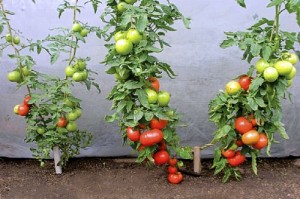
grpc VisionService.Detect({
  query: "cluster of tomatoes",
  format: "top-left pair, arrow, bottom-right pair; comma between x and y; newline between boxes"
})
65,59 -> 88,82
256,52 -> 297,85
56,100 -> 82,133
13,95 -> 31,116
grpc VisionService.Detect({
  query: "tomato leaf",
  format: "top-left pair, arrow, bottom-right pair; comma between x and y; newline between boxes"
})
137,14 -> 148,32
236,0 -> 246,8
267,0 -> 284,7
123,80 -> 144,90
136,89 -> 150,109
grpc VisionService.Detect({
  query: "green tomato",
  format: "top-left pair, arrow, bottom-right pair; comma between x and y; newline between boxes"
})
286,66 -> 296,80
255,58 -> 270,73
81,71 -> 88,81
225,80 -> 241,95
117,2 -> 127,12
125,0 -> 137,4
287,79 -> 293,87
13,37 -> 20,45
75,60 -> 87,71
263,67 -> 279,82
157,91 -> 170,107
114,68 -> 130,80
65,98 -> 75,107
115,39 -> 133,55
7,70 -> 21,82
114,31 -> 126,41
65,66 -> 77,77
22,67 -> 32,76
37,127 -> 45,134
283,52 -> 298,65
75,108 -> 82,118
72,23 -> 82,32
57,127 -> 67,134
66,121 -> 78,132
126,29 -> 142,44
229,143 -> 238,150
145,88 -> 158,104
72,72 -> 83,82
274,60 -> 293,76
80,29 -> 89,37
5,33 -> 12,42
67,111 -> 78,121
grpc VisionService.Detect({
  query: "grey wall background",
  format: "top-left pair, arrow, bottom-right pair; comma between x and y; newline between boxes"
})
1,0 -> 299,158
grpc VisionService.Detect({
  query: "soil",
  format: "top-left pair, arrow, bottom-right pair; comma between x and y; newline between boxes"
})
0,157 -> 299,199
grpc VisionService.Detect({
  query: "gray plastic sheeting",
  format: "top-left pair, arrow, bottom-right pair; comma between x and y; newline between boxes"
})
0,0 -> 299,158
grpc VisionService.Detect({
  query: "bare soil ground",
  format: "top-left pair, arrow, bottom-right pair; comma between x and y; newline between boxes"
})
0,157 -> 299,199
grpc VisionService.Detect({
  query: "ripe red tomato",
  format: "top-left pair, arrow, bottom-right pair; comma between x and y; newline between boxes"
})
154,150 -> 170,165
139,129 -> 163,146
168,172 -> 183,184
23,95 -> 31,107
252,133 -> 268,150
150,118 -> 168,129
158,140 -> 167,151
168,158 -> 177,166
221,148 -> 235,158
227,151 -> 246,167
168,166 -> 177,174
147,77 -> 160,92
242,130 -> 259,145
18,104 -> 29,116
235,117 -> 253,134
236,139 -> 243,147
126,127 -> 140,142
57,117 -> 67,127
238,75 -> 252,91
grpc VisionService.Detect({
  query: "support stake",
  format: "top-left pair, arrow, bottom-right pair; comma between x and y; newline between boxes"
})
53,146 -> 62,174
193,146 -> 201,174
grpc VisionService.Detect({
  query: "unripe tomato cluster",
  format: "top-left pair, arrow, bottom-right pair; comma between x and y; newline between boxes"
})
14,95 -> 31,117
5,33 -> 20,45
72,23 -> 89,37
65,59 -> 88,82
256,52 -> 298,85
7,66 -> 33,83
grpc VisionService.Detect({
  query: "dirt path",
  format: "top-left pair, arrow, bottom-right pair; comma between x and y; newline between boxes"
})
0,158 -> 299,199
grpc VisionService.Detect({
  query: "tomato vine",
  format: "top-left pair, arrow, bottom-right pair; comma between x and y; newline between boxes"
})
209,0 -> 299,182
101,0 -> 192,178
0,0 -> 101,167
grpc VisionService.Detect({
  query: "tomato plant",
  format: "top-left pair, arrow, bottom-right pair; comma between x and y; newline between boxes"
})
0,0 -> 101,166
209,0 -> 299,182
101,0 -> 192,183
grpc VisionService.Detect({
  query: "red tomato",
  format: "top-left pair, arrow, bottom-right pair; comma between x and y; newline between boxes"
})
18,104 -> 29,116
168,172 -> 183,184
168,166 -> 177,174
227,151 -> 246,167
238,75 -> 252,91
126,127 -> 140,142
150,118 -> 168,129
158,140 -> 167,150
168,158 -> 177,166
221,148 -> 235,158
236,139 -> 243,147
235,117 -> 253,134
147,77 -> 160,92
23,95 -> 31,107
252,133 -> 268,150
57,117 -> 67,127
242,130 -> 259,145
154,150 -> 170,165
139,129 -> 163,146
